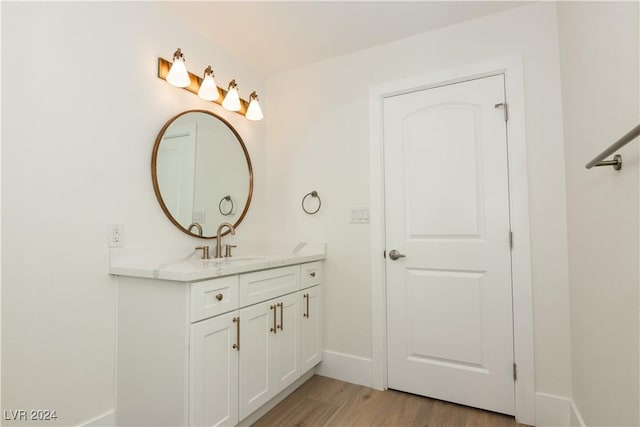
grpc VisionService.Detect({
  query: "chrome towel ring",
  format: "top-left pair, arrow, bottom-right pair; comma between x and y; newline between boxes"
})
302,191 -> 321,215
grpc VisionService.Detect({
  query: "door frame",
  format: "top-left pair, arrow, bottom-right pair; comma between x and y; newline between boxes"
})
368,56 -> 535,425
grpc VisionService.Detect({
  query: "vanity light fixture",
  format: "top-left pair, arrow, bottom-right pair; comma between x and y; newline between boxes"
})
197,66 -> 220,101
245,91 -> 264,121
158,49 -> 263,120
166,48 -> 191,88
222,80 -> 242,112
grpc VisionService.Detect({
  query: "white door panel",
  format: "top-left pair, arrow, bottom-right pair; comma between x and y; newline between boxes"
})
300,285 -> 322,372
189,311 -> 238,427
385,75 -> 514,415
238,301 -> 272,420
405,269 -> 485,366
157,124 -> 197,226
403,104 -> 483,238
271,293 -> 300,392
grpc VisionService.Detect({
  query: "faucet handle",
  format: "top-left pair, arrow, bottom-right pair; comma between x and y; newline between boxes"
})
224,244 -> 237,258
195,246 -> 210,260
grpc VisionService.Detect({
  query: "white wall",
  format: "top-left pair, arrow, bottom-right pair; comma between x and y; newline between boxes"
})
8,2 -> 636,425
1,3 -> 266,425
265,1 -> 573,400
0,1 -> 4,419
557,2 -> 640,426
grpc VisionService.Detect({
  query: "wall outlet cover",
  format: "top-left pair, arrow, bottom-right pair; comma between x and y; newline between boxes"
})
108,224 -> 124,247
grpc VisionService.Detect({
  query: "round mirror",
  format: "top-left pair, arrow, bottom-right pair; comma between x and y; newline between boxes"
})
152,110 -> 253,239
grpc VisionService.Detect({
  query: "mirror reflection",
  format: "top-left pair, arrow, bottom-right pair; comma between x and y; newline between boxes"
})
152,110 -> 253,238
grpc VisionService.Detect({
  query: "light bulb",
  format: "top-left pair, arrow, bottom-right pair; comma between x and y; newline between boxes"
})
197,66 -> 220,101
222,79 -> 241,111
245,91 -> 264,121
166,48 -> 191,88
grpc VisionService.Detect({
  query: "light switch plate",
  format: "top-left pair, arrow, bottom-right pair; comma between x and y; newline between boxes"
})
193,211 -> 206,223
349,208 -> 370,224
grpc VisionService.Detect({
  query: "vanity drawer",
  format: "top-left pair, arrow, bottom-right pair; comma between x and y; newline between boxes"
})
300,261 -> 322,289
190,276 -> 239,323
239,266 -> 300,306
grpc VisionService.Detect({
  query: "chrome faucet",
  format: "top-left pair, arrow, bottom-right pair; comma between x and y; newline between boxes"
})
188,222 -> 203,236
215,222 -> 235,258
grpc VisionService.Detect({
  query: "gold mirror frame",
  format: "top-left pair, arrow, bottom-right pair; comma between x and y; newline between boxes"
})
151,109 -> 254,239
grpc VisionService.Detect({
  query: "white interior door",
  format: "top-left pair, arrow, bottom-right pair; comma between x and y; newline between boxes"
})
157,124 -> 197,226
384,75 -> 515,415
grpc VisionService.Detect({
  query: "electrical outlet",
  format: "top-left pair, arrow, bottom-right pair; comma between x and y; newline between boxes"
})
108,224 -> 124,247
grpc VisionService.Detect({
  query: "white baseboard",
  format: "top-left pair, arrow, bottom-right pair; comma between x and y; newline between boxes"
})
569,400 -> 586,427
79,410 -> 115,427
77,378 -> 585,427
315,350 -> 373,388
535,393 -> 572,427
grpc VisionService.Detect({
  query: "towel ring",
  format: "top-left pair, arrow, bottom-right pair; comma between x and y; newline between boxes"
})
218,195 -> 234,216
302,191 -> 321,215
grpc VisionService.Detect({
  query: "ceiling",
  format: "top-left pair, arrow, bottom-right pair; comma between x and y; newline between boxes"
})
160,1 -> 529,75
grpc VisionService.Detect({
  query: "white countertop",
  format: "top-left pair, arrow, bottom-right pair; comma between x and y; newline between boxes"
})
109,243 -> 326,282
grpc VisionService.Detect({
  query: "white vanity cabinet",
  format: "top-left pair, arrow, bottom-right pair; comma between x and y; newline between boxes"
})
300,285 -> 322,372
189,277 -> 241,426
115,260 -> 322,427
238,292 -> 300,419
300,261 -> 322,373
237,266 -> 302,419
190,310 -> 239,427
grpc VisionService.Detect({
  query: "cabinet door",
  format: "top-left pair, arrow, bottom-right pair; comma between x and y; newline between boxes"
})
239,300 -> 274,420
190,311 -> 239,427
300,285 -> 322,372
272,292 -> 301,393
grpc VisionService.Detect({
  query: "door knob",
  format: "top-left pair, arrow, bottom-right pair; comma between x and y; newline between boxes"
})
388,249 -> 406,260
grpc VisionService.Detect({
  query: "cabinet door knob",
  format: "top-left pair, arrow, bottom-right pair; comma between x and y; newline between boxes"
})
216,293 -> 224,301
310,272 -> 316,277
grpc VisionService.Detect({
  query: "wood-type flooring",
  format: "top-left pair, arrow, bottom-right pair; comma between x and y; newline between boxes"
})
253,375 -> 525,427
252,375 -> 529,427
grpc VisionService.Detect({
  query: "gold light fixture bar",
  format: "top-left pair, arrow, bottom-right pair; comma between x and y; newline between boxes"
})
157,57 -> 249,116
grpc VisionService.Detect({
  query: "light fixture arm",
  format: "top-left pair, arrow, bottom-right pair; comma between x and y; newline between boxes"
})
157,57 -> 250,116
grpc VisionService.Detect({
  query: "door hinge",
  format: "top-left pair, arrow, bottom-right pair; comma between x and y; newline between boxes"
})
509,231 -> 513,249
495,102 -> 509,121
513,363 -> 517,381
